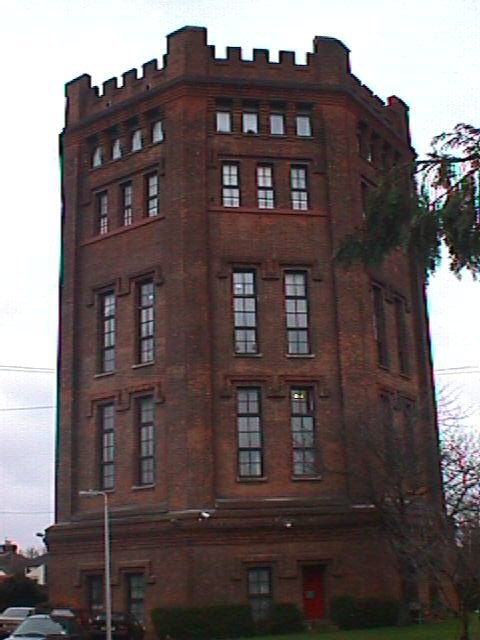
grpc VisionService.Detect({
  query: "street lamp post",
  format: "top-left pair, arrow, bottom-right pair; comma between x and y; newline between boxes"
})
79,490 -> 112,640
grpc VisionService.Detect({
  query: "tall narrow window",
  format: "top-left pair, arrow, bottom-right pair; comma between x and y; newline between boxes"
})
126,574 -> 145,623
111,138 -> 122,160
372,284 -> 388,368
152,120 -> 164,144
216,110 -> 232,133
138,396 -> 155,486
248,568 -> 272,621
269,113 -> 285,135
290,388 -> 316,476
256,165 -> 274,209
401,397 -> 417,475
295,114 -> 312,137
131,129 -> 143,152
236,388 -> 263,478
380,392 -> 394,467
96,192 -> 108,235
146,173 -> 159,216
100,291 -> 115,373
394,296 -> 409,375
284,271 -> 309,354
92,146 -> 103,168
138,280 -> 155,363
121,182 -> 133,226
87,575 -> 103,612
232,270 -> 257,354
99,403 -> 115,490
222,163 -> 240,207
242,111 -> 258,134
290,166 -> 309,210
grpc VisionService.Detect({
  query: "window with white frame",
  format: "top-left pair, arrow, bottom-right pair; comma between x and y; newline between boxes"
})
284,271 -> 310,355
126,574 -> 145,623
146,173 -> 159,216
137,280 -> 155,363
290,388 -> 316,476
96,191 -> 108,235
236,388 -> 263,478
290,165 -> 309,210
232,270 -> 258,354
99,291 -> 115,373
248,568 -> 272,621
99,402 -> 115,490
242,111 -> 258,134
295,114 -> 312,137
256,165 -> 274,209
216,110 -> 232,133
92,146 -> 103,168
138,396 -> 155,486
269,113 -> 285,136
121,182 -> 133,226
222,163 -> 240,207
131,129 -> 143,152
152,120 -> 164,144
111,138 -> 122,160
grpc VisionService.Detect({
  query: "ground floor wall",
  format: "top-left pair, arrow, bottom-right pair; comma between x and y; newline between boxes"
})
47,510 -> 401,637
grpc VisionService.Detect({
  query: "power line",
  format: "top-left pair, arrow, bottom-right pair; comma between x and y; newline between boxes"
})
0,405 -> 55,412
0,365 -> 55,373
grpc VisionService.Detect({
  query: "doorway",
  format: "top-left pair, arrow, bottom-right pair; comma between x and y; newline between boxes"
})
302,565 -> 325,619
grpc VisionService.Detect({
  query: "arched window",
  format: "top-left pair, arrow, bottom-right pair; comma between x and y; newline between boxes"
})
152,121 -> 164,144
112,138 -> 122,160
131,129 -> 143,152
92,146 -> 103,168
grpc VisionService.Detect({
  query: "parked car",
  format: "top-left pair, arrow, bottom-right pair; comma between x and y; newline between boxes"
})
89,613 -> 144,640
5,614 -> 88,640
0,607 -> 35,639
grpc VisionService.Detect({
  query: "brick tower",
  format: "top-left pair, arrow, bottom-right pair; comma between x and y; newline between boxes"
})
48,26 -> 441,630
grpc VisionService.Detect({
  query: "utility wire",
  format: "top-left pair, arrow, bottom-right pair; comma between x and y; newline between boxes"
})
0,365 -> 55,373
0,405 -> 55,412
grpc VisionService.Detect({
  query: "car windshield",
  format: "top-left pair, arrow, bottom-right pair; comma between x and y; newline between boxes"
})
1,609 -> 31,618
13,618 -> 66,637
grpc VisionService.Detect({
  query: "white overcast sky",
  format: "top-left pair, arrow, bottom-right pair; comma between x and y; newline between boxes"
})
0,0 -> 479,551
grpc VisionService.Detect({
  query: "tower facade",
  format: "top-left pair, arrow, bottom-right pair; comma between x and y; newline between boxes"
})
49,27 -> 441,629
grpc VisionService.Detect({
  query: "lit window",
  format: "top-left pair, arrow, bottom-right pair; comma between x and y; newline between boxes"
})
232,270 -> 257,354
372,284 -> 388,368
290,166 -> 309,210
222,163 -> 240,207
126,574 -> 145,623
137,280 -> 155,363
100,291 -> 115,373
248,568 -> 272,621
146,173 -> 159,216
111,139 -> 122,160
138,397 -> 154,486
131,129 -> 143,152
152,121 -> 164,144
284,271 -> 310,355
269,113 -> 285,136
121,182 -> 133,226
92,146 -> 103,168
99,403 -> 115,490
96,192 -> 108,235
216,111 -> 232,133
237,388 -> 263,478
256,165 -> 274,209
242,112 -> 258,134
290,388 -> 316,476
295,114 -> 312,137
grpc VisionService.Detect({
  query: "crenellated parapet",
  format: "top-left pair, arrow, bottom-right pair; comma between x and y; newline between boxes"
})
65,26 -> 409,140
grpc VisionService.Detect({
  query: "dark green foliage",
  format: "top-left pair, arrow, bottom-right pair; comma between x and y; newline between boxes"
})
0,575 -> 47,610
335,123 -> 480,278
330,595 -> 400,630
151,605 -> 254,640
151,603 -> 304,639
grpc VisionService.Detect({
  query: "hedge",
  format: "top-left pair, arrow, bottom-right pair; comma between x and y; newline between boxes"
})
330,595 -> 400,629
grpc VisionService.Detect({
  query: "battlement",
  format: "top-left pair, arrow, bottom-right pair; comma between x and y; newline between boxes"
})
65,26 -> 409,137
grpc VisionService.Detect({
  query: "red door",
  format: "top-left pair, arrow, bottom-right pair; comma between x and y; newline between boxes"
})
302,565 -> 325,619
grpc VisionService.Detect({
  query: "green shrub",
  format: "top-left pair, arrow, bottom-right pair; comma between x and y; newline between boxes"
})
269,603 -> 304,635
151,604 -> 254,640
330,594 -> 400,629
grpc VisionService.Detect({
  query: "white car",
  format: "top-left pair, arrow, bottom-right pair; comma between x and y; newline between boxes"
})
0,608 -> 35,639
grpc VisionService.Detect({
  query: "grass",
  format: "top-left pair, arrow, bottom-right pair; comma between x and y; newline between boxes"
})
249,617 -> 480,640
